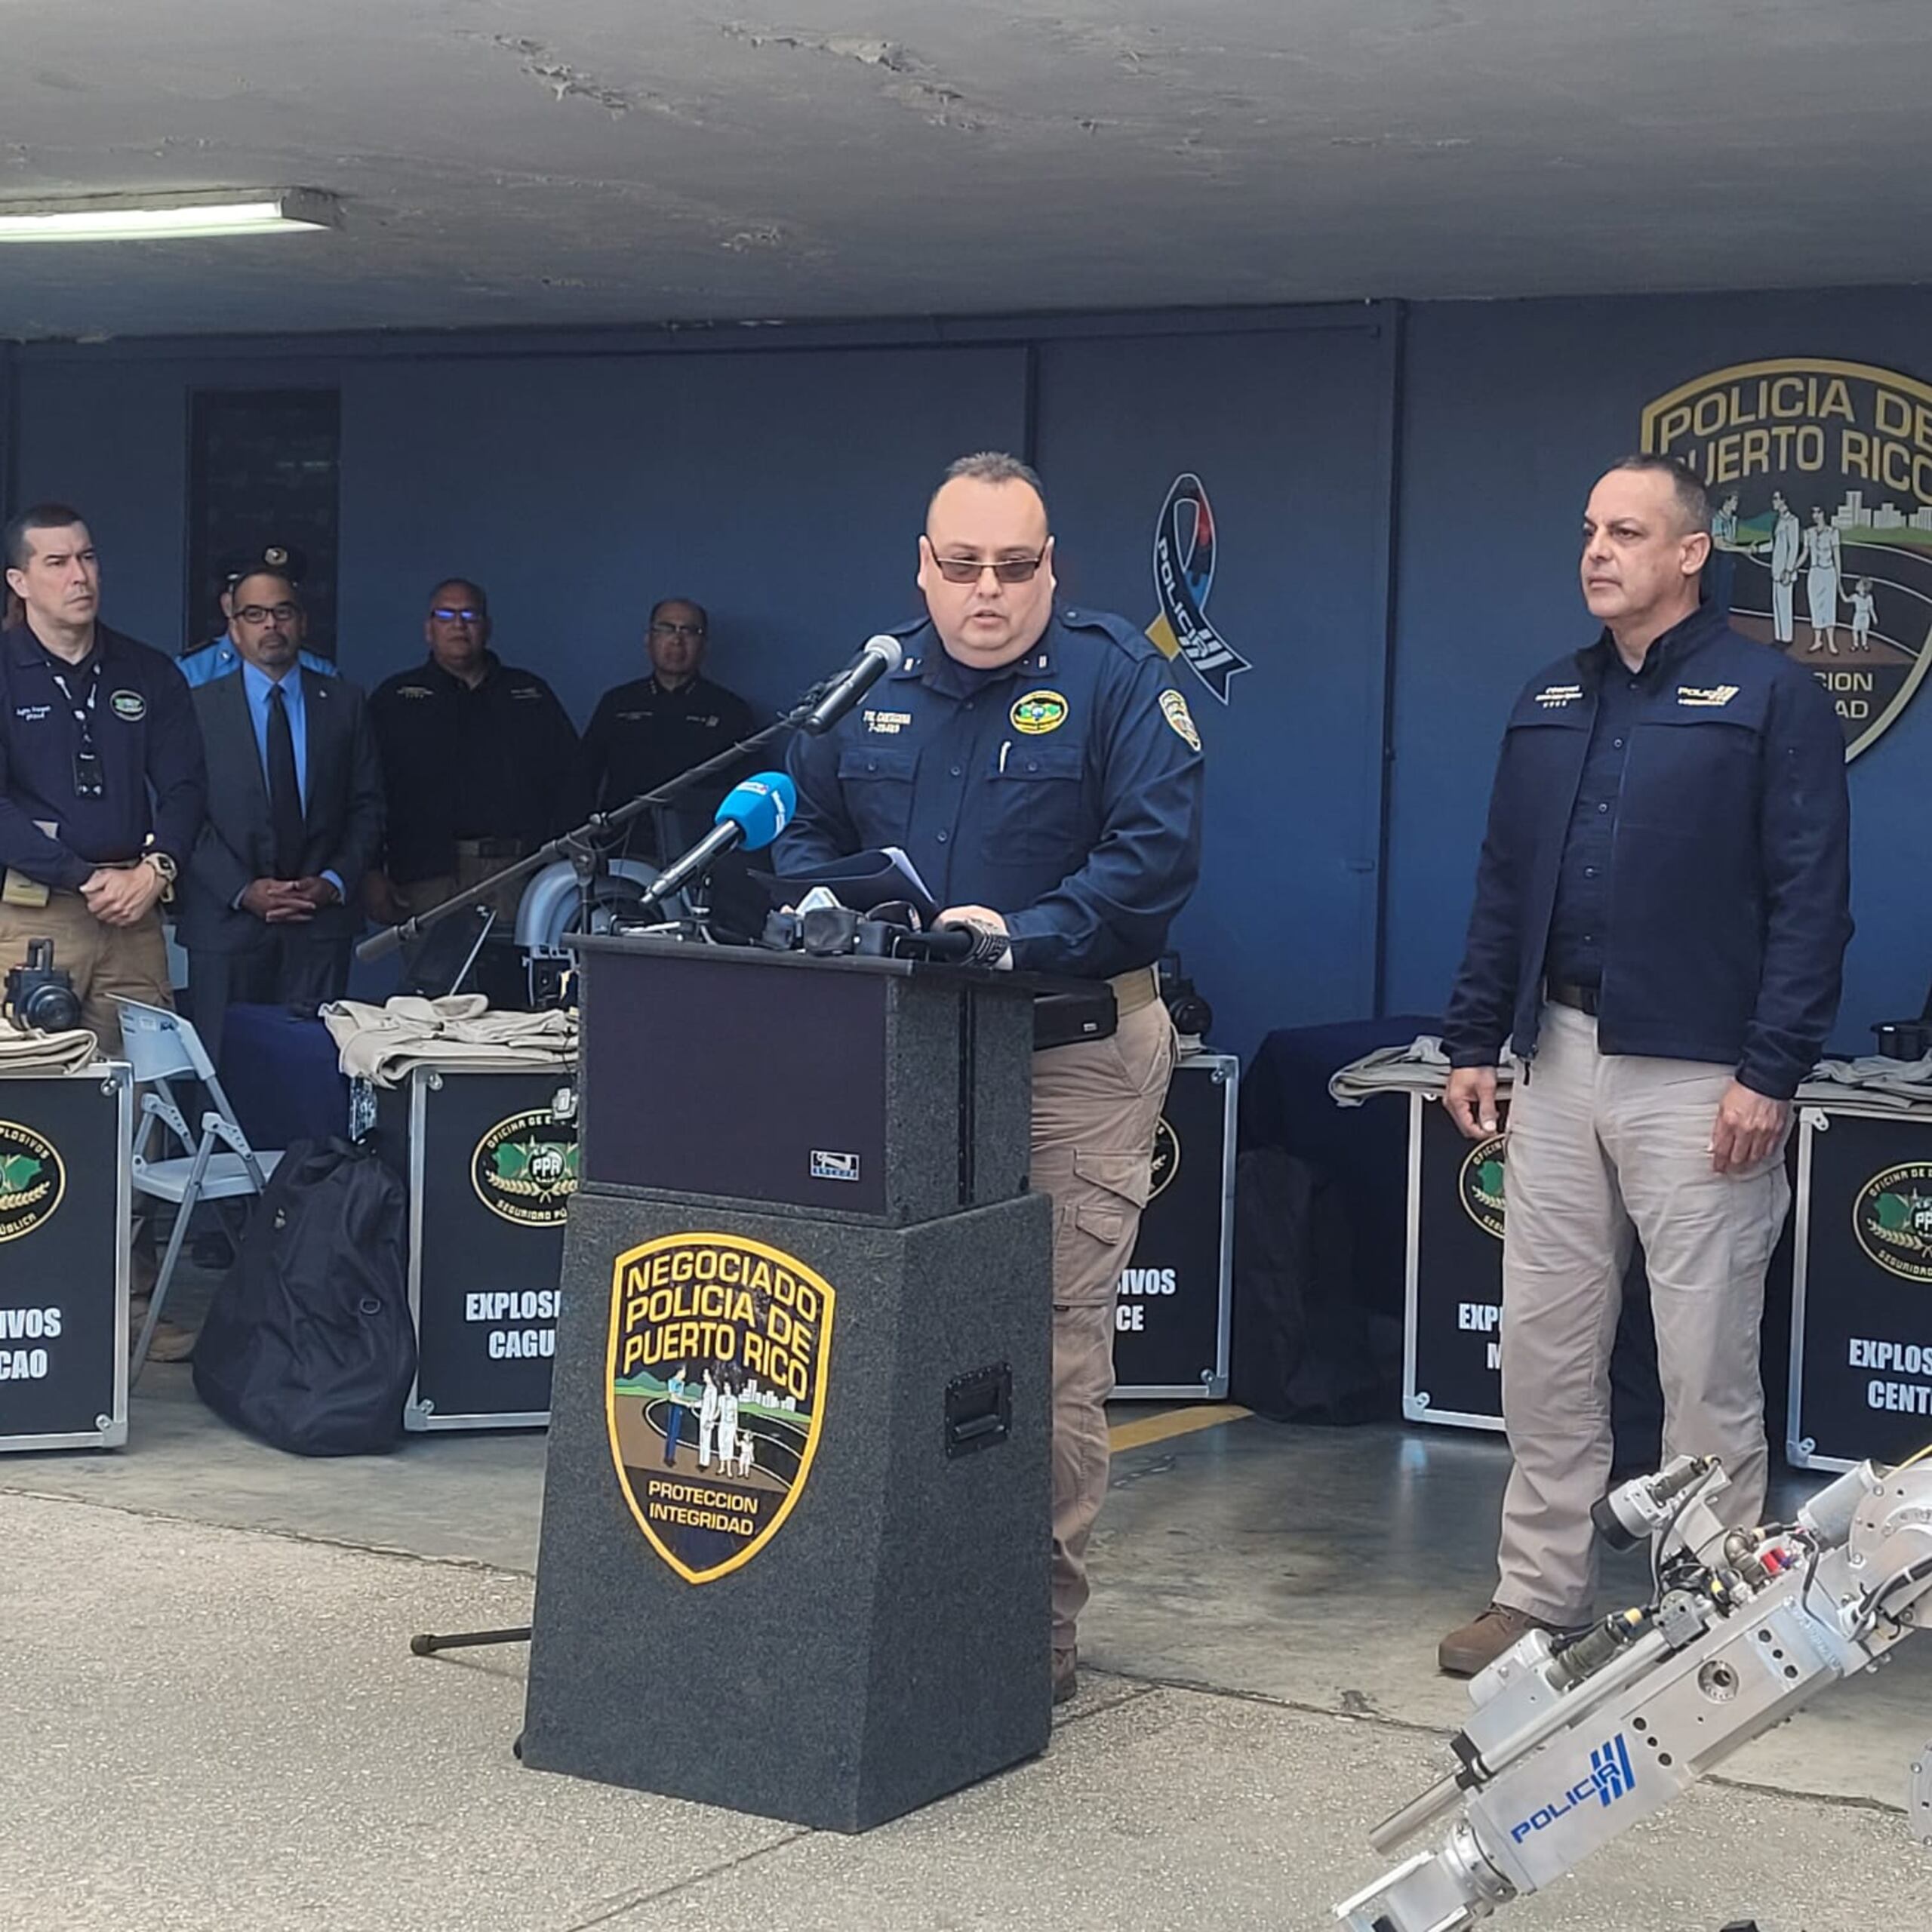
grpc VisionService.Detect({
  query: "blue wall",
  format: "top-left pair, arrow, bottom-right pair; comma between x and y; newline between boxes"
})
8,288 -> 1929,1059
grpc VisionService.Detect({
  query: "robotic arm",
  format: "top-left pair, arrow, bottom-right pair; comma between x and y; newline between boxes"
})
1337,1450 -> 1932,1932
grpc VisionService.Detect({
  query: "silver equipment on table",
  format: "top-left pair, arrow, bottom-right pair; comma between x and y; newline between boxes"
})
1336,1448 -> 1932,1930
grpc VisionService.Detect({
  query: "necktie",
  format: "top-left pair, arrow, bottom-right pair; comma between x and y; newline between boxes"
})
266,684 -> 305,879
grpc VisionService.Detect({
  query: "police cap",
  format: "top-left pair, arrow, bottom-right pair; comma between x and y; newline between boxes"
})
217,543 -> 309,590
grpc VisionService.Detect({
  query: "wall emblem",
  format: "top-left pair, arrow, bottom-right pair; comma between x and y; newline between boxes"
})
1146,472 -> 1251,705
1641,358 -> 1932,759
1853,1162 -> 1932,1283
1459,1134 -> 1507,1242
606,1232 -> 835,1584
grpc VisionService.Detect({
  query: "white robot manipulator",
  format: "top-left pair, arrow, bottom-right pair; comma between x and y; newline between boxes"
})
1337,1449 -> 1932,1931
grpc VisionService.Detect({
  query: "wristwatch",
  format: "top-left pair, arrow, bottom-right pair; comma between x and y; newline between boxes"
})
143,849 -> 178,898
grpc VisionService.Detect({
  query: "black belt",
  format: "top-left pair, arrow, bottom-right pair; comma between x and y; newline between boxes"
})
1546,980 -> 1601,1017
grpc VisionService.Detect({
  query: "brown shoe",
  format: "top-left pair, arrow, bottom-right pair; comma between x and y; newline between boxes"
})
1437,1603 -> 1558,1678
142,1319 -> 198,1364
1051,1647 -> 1078,1706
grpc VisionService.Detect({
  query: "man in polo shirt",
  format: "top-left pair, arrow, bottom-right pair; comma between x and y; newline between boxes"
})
583,598 -> 755,860
363,578 -> 587,940
0,503 -> 205,1057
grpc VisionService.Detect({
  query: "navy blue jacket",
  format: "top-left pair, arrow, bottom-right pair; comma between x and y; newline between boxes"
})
0,623 -> 206,889
778,610 -> 1205,980
1443,603 -> 1851,1101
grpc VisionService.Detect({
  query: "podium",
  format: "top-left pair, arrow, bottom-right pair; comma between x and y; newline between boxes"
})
521,937 -> 1054,1830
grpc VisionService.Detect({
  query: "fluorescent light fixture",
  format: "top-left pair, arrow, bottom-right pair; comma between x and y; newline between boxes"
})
0,189 -> 340,243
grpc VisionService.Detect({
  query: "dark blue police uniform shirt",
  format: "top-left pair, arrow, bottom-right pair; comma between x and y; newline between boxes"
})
0,623 -> 207,891
1543,653 -> 1657,990
778,609 -> 1205,980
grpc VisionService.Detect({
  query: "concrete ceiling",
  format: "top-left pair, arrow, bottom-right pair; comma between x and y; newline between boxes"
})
3,0 -> 1930,340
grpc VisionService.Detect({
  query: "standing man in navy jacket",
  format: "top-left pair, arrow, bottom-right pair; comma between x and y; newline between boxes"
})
1436,456 -> 1852,1677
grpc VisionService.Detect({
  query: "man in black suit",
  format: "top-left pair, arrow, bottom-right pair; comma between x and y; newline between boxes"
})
177,569 -> 384,1066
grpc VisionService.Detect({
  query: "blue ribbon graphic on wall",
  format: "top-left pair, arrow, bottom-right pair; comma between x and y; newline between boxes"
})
1146,472 -> 1251,704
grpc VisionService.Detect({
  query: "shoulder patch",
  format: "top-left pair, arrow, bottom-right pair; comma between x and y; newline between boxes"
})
1158,688 -> 1201,752
1011,689 -> 1069,735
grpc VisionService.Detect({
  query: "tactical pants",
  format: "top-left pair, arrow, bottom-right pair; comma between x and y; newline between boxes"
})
1030,975 -> 1178,1657
0,891 -> 171,1058
1496,1003 -> 1790,1623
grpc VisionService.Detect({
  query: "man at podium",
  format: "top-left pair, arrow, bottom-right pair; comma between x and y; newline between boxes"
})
779,451 -> 1207,1705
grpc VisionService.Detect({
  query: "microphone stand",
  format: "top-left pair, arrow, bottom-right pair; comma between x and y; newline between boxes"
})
392,679 -> 832,1673
358,691 -> 827,970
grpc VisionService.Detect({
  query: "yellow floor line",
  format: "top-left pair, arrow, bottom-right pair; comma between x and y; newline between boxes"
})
1107,1402 -> 1251,1453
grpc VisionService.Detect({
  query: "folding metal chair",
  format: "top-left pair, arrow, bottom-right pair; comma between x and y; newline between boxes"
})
112,998 -> 283,1379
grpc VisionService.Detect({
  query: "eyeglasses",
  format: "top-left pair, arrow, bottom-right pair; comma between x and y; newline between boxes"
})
650,620 -> 706,639
430,607 -> 484,623
235,603 -> 299,625
924,541 -> 1049,585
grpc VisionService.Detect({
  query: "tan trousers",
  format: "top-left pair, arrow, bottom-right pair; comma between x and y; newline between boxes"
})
0,891 -> 171,1058
1031,987 -> 1179,1656
1497,1003 -> 1790,1623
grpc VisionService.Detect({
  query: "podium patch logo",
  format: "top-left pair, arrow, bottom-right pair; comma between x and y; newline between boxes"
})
472,1094 -> 579,1226
1460,1134 -> 1508,1241
1149,1116 -> 1181,1201
1641,358 -> 1932,760
0,1122 -> 63,1242
606,1232 -> 835,1585
1854,1162 -> 1932,1282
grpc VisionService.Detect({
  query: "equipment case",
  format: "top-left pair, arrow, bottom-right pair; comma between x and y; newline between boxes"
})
1787,1102 -> 1932,1472
0,1063 -> 132,1453
1112,1051 -> 1237,1400
373,1066 -> 577,1430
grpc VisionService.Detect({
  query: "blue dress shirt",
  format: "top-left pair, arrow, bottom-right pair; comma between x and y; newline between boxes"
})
239,661 -> 342,899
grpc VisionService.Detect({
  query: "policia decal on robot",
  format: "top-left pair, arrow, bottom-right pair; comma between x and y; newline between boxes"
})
779,452 -> 1206,1705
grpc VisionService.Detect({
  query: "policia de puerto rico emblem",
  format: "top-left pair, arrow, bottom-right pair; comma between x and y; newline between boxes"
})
1853,1163 -> 1932,1283
1641,358 -> 1932,759
0,1121 -> 63,1242
472,1096 -> 579,1228
606,1232 -> 835,1584
1459,1134 -> 1507,1242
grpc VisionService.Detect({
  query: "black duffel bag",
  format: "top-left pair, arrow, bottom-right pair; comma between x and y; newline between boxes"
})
1229,1145 -> 1401,1425
192,1137 -> 415,1457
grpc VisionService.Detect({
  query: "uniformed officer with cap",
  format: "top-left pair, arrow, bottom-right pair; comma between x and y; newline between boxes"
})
364,577 -> 589,936
778,451 -> 1206,1706
583,598 -> 755,859
0,503 -> 206,1055
179,543 -> 337,689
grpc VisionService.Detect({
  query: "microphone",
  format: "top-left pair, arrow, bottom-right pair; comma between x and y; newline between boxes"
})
644,771 -> 798,908
920,920 -> 1011,967
800,635 -> 904,735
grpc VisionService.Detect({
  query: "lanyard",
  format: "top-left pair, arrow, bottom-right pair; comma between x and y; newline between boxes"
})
46,654 -> 102,734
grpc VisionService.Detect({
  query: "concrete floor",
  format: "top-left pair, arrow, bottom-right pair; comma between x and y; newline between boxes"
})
5,1363 -> 1930,1932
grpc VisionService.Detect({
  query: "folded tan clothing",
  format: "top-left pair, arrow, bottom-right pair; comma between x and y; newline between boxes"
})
0,1021 -> 103,1076
322,995 -> 577,1088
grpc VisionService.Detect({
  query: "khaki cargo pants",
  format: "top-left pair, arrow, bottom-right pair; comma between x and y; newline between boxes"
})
1496,1003 -> 1791,1624
1030,975 -> 1179,1659
0,890 -> 171,1058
